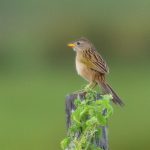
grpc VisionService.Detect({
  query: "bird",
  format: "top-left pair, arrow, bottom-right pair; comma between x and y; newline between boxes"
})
67,37 -> 124,106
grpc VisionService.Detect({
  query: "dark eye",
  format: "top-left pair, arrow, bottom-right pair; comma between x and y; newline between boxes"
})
77,42 -> 80,45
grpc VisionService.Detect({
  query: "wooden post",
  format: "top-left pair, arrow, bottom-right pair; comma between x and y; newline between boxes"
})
65,91 -> 109,150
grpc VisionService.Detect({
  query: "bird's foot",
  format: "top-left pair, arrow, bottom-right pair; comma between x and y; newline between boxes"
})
72,83 -> 97,94
72,89 -> 85,94
84,84 -> 91,91
84,82 -> 97,91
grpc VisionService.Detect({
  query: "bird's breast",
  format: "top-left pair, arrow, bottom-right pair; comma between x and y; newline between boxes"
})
75,58 -> 86,76
75,55 -> 93,82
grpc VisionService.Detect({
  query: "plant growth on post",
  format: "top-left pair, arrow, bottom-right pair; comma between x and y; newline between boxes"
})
61,88 -> 113,150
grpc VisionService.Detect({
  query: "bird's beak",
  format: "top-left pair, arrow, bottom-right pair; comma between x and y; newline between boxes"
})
67,43 -> 75,48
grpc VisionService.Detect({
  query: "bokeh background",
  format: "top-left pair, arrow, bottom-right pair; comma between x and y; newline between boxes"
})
0,0 -> 150,149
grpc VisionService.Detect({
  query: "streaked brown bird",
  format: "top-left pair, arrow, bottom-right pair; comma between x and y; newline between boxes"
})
67,37 -> 124,106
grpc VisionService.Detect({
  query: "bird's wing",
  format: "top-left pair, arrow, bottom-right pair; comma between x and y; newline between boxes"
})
84,49 -> 109,74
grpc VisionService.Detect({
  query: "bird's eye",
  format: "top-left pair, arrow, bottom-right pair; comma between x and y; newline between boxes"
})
77,42 -> 80,45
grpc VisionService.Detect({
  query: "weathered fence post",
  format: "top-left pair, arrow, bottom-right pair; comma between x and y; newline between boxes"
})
65,91 -> 109,150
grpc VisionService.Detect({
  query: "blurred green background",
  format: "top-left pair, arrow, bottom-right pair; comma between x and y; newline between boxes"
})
0,0 -> 150,149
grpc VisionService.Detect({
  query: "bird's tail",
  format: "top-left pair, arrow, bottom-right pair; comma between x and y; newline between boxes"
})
99,81 -> 124,106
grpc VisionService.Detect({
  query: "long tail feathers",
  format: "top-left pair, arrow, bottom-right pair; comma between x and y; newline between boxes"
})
100,82 -> 124,106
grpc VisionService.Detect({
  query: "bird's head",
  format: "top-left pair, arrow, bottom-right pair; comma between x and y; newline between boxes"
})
67,37 -> 95,52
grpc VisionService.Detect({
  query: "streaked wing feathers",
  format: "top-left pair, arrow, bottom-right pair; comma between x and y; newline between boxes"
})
84,49 -> 109,74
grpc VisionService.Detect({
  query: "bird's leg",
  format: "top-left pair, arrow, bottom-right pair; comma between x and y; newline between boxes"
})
73,82 -> 97,94
91,82 -> 97,89
72,89 -> 85,94
84,82 -> 97,90
84,83 -> 92,90
72,84 -> 88,94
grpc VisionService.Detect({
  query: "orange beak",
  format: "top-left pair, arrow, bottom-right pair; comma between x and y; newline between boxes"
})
67,43 -> 75,48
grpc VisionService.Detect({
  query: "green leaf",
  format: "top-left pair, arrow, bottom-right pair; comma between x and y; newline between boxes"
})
74,99 -> 81,107
102,94 -> 113,101
86,117 -> 99,126
61,137 -> 71,150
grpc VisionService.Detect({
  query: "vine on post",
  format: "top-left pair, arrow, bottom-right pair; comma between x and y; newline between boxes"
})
61,88 -> 113,150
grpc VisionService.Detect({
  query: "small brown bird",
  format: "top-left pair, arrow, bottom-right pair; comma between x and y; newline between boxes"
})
67,37 -> 124,106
